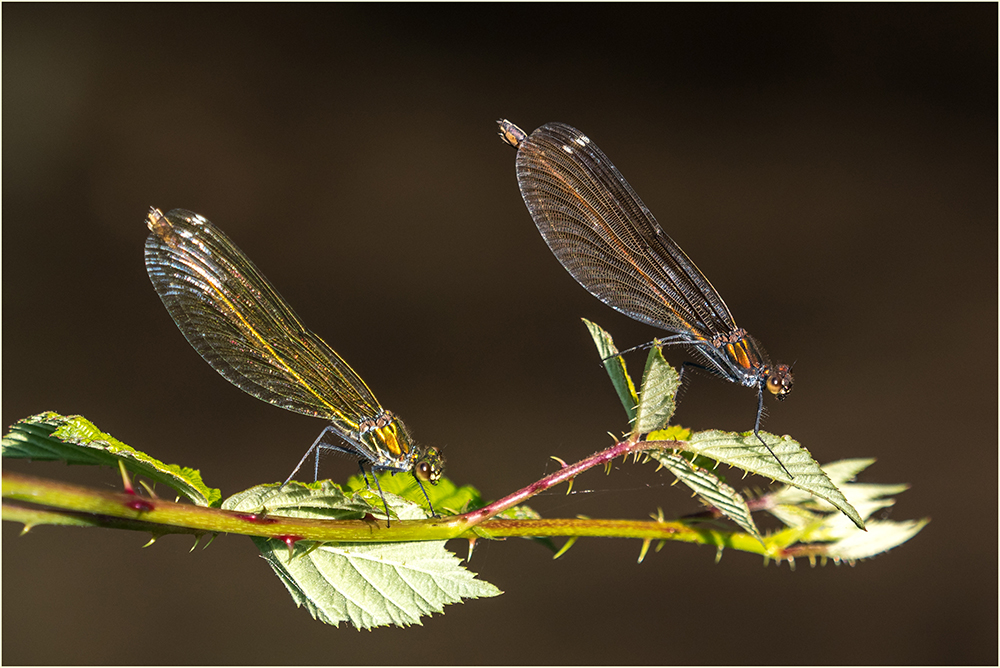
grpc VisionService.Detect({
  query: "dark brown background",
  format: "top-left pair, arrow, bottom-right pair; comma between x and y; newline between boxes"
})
3,4 -> 996,665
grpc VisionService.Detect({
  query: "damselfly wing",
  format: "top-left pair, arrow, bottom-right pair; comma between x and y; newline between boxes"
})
497,120 -> 793,476
144,207 -> 443,515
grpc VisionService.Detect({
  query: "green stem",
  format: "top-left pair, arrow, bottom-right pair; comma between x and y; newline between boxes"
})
3,468 -> 771,556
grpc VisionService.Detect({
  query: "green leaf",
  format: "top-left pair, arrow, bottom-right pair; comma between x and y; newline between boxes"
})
222,480 -> 373,520
815,458 -> 878,485
765,505 -> 825,533
495,504 -> 543,520
224,482 -> 501,629
767,459 -> 899,523
633,346 -> 679,435
2,412 -> 221,507
582,321 -> 681,435
583,319 -> 639,422
672,430 -> 865,530
767,458 -> 880,509
342,471 -> 484,516
824,518 -> 929,561
767,458 -> 909,539
256,536 -> 502,629
3,504 -> 108,530
647,450 -> 761,541
646,425 -> 692,442
759,460 -> 927,563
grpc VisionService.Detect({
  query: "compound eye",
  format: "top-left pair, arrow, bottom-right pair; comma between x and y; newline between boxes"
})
415,461 -> 432,482
766,364 -> 794,398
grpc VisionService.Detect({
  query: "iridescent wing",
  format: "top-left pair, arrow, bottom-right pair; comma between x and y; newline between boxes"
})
144,207 -> 380,435
510,121 -> 738,340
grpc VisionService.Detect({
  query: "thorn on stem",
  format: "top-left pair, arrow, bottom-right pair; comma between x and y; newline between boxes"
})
118,461 -> 135,495
300,541 -> 323,558
139,480 -> 160,499
637,538 -> 652,564
118,462 -> 155,512
552,536 -> 578,560
276,534 -> 304,560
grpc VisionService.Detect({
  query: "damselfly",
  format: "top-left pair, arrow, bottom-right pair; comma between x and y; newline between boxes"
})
144,207 -> 443,516
498,120 -> 794,476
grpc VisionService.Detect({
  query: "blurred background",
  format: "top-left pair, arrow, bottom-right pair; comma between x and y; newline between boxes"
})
3,4 -> 995,665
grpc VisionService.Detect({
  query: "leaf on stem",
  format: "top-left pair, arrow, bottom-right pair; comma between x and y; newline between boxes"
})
583,319 -> 639,422
633,345 -> 679,435
343,471 -> 484,516
673,430 -> 866,530
2,412 -> 221,507
493,504 -> 559,553
761,459 -> 926,561
821,518 -> 928,561
223,482 -> 502,629
582,322 -> 865,532
584,320 -> 680,435
647,450 -> 761,541
3,503 -> 106,531
257,535 -> 502,629
222,480 -> 374,520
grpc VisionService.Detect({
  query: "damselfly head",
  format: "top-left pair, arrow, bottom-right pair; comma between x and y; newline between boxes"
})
766,364 -> 794,400
415,446 -> 445,484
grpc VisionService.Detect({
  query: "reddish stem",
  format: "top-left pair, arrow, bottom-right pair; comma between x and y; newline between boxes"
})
457,438 -> 679,527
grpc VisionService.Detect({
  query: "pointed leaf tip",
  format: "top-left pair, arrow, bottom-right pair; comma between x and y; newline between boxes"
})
583,320 -> 639,422
680,430 -> 865,530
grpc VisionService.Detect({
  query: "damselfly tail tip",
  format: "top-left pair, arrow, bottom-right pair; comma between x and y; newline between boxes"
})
497,119 -> 526,148
145,206 -> 165,233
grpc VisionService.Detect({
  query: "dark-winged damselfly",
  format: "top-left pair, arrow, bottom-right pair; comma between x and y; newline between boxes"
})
144,207 -> 443,516
497,120 -> 794,477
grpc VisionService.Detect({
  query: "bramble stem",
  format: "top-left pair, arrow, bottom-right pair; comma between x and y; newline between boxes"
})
450,438 -> 680,529
2,438 -> 682,541
3,438 -> 753,550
